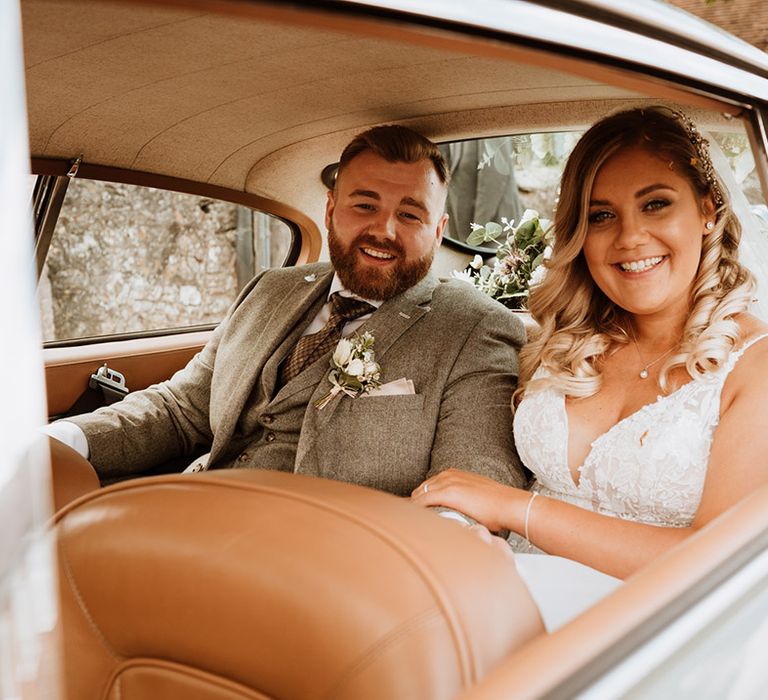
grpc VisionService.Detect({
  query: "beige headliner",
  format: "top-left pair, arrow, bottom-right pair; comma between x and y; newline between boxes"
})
22,0 -> 738,244
23,2 -> 640,188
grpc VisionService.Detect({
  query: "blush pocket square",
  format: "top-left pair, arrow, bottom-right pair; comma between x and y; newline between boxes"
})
363,377 -> 415,397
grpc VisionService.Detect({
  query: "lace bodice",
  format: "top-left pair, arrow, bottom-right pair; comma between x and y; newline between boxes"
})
513,334 -> 768,530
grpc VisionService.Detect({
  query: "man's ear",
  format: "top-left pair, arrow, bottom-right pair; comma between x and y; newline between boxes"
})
325,190 -> 335,230
435,213 -> 449,244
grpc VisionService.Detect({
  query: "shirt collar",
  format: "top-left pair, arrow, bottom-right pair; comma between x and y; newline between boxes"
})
328,273 -> 383,309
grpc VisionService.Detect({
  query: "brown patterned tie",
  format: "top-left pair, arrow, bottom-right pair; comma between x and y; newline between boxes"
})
279,292 -> 375,384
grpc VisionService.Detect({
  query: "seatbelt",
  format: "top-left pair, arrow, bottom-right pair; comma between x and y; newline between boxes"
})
64,363 -> 129,417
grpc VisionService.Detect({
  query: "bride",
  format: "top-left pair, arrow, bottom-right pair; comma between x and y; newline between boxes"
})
412,105 -> 768,631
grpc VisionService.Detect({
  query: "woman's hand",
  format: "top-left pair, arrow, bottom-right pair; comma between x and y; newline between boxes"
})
411,468 -> 526,533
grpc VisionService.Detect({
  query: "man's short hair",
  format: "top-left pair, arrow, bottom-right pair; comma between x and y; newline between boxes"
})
337,125 -> 449,185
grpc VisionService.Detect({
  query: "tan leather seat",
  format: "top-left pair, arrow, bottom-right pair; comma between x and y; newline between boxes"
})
54,470 -> 542,699
47,435 -> 100,511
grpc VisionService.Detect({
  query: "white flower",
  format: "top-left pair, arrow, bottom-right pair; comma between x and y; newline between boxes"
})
519,208 -> 540,224
363,360 -> 378,376
346,358 -> 365,377
543,245 -> 553,260
529,263 -> 547,287
451,269 -> 475,285
333,337 -> 353,366
315,331 -> 382,409
469,254 -> 484,270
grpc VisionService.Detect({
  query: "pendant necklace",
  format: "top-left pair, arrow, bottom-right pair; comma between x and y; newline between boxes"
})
629,326 -> 677,380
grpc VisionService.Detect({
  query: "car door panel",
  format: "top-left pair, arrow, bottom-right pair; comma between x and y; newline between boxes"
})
44,331 -> 211,419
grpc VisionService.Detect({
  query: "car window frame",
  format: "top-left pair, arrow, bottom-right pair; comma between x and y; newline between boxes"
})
31,157 -> 318,347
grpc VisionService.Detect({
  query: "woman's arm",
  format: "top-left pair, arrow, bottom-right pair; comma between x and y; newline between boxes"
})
411,337 -> 768,579
411,469 -> 690,579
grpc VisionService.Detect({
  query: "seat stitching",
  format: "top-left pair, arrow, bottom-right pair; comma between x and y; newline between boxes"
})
323,608 -> 443,699
59,533 -> 121,661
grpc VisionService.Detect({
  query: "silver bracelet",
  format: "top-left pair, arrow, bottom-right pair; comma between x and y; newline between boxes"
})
524,492 -> 539,542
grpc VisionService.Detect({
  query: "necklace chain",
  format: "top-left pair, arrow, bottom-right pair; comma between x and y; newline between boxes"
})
629,326 -> 677,380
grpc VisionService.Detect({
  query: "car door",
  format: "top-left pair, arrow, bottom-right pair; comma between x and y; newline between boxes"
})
33,164 -> 301,421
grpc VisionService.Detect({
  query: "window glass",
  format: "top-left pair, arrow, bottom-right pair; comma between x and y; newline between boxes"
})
440,125 -> 768,249
440,132 -> 581,249
37,179 -> 292,342
439,122 -> 768,315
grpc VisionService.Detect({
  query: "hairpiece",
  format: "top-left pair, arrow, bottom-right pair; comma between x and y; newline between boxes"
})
671,109 -> 725,208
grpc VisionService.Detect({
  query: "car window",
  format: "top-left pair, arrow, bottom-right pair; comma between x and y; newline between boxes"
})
37,179 -> 293,343
440,124 -> 768,249
439,132 -> 581,251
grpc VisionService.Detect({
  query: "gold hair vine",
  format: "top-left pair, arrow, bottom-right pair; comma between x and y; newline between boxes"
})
671,109 -> 725,208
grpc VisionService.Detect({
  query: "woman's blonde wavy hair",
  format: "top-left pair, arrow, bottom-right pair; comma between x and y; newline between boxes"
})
517,105 -> 755,402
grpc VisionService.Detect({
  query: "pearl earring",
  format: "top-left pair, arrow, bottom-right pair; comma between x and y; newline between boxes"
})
705,221 -> 714,231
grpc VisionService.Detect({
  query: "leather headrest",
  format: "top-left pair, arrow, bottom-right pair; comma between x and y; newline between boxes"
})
55,470 -> 542,699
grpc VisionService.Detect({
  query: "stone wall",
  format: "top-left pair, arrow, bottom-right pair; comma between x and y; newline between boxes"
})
39,180 -> 289,342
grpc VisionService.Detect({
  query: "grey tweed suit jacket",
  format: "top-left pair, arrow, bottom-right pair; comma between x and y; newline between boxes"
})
70,262 -> 527,496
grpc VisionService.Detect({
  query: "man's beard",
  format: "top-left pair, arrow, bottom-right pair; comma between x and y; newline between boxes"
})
327,222 -> 436,301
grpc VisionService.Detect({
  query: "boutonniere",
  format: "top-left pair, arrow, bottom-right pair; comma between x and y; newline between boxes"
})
314,331 -> 382,410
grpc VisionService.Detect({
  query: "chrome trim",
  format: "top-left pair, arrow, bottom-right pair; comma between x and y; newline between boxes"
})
541,524 -> 768,698
747,108 -> 768,203
32,174 -> 69,279
302,0 -> 768,101
577,545 -> 768,698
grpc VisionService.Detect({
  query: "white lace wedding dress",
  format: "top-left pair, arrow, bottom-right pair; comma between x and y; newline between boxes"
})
510,333 -> 768,631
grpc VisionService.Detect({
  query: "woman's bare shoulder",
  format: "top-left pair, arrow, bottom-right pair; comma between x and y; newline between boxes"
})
723,314 -> 768,405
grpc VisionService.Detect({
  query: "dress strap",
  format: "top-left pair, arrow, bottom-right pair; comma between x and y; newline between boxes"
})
725,331 -> 768,372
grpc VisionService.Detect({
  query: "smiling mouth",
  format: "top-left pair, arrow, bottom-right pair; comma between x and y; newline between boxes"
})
361,247 -> 396,261
617,255 -> 665,273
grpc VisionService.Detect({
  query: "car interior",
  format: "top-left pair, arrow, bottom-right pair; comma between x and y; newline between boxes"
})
20,0 -> 768,697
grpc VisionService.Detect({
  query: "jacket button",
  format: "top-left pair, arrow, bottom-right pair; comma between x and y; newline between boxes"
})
265,432 -> 276,443
237,452 -> 249,463
262,414 -> 274,425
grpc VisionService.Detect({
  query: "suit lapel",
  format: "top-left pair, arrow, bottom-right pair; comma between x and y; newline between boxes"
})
354,272 -> 438,357
209,265 -> 333,462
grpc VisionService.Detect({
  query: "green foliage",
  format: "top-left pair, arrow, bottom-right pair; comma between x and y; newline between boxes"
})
454,211 -> 552,310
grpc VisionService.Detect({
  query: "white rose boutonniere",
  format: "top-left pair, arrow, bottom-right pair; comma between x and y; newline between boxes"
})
314,331 -> 382,410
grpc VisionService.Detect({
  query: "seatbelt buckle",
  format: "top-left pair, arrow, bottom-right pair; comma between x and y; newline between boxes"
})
88,364 -> 129,405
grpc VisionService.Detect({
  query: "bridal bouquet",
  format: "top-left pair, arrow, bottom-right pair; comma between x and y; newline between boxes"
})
314,331 -> 381,409
452,209 -> 552,310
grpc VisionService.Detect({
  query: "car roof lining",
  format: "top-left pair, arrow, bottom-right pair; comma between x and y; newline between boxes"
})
22,0 -> 745,244
22,1 -> 739,191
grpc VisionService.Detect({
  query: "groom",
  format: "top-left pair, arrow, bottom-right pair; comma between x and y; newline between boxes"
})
48,125 -> 527,496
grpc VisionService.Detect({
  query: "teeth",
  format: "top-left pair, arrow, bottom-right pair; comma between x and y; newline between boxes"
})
619,256 -> 663,272
362,248 -> 395,260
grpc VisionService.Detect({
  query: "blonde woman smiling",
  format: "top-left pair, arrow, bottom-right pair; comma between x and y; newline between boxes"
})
413,106 -> 768,630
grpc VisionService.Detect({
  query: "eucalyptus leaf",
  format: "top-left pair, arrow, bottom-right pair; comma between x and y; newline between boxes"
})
515,219 -> 537,246
485,221 -> 503,239
466,228 -> 489,246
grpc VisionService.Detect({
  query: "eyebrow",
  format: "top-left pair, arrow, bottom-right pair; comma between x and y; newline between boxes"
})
348,190 -> 428,213
349,189 -> 380,200
401,196 -> 428,214
589,183 -> 676,206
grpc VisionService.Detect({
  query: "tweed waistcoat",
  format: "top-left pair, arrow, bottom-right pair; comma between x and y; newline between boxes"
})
222,292 -> 331,471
